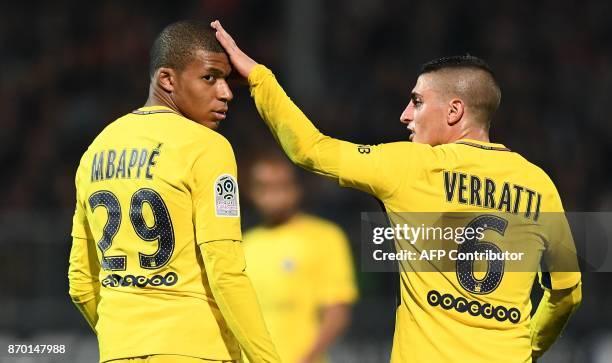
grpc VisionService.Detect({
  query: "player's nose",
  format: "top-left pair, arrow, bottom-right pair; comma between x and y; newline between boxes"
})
218,80 -> 233,103
400,103 -> 413,124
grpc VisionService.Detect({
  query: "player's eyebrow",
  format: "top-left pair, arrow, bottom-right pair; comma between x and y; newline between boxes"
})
206,66 -> 229,78
410,92 -> 422,101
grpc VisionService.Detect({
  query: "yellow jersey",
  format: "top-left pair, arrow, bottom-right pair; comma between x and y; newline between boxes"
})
243,214 -> 358,363
71,106 -> 242,362
247,65 -> 581,363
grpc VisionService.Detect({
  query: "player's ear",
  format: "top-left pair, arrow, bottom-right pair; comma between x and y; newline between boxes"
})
156,67 -> 176,93
447,98 -> 464,126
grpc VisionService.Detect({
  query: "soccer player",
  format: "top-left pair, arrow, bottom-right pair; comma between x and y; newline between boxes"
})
68,21 -> 280,363
211,21 -> 582,362
243,153 -> 358,363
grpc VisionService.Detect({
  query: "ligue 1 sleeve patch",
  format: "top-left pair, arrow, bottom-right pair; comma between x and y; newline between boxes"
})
214,174 -> 240,217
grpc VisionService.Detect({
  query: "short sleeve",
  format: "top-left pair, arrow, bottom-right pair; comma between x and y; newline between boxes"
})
316,225 -> 358,305
192,137 -> 242,244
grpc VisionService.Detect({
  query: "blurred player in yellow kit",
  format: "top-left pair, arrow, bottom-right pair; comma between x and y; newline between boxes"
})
68,21 -> 280,363
211,21 -> 582,363
243,154 -> 358,363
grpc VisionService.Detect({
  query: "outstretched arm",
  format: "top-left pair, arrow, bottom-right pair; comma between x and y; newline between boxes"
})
212,20 -> 341,179
211,21 -> 402,198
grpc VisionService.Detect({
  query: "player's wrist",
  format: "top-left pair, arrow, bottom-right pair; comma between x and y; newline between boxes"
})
244,61 -> 258,78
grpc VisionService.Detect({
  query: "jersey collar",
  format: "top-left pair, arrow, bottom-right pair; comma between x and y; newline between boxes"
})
132,105 -> 178,115
454,138 -> 510,152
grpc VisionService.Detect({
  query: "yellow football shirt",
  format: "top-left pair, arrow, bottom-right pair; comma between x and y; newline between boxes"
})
71,106 -> 243,362
243,214 -> 358,363
247,65 -> 581,363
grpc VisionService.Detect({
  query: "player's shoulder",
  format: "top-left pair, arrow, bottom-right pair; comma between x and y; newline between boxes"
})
155,112 -> 235,154
200,128 -> 234,153
377,141 -> 434,153
93,109 -> 232,148
78,110 -> 235,171
512,152 -> 559,193
137,109 -> 236,160
513,153 -> 566,212
189,130 -> 236,171
148,111 -> 235,155
169,113 -> 231,146
85,113 -> 128,148
76,114 -> 129,169
443,140 -> 558,187
372,141 -> 439,164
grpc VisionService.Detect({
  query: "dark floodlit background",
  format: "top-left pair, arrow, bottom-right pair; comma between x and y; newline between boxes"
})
1,1 -> 611,362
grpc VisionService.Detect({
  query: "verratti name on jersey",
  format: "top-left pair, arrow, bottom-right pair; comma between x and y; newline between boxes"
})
443,170 -> 542,221
90,145 -> 161,182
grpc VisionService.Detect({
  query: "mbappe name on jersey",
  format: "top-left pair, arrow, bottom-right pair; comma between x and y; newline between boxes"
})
443,170 -> 542,221
91,146 -> 161,182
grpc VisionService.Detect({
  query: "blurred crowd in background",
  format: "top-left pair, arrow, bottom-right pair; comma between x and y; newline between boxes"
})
1,0 -> 611,362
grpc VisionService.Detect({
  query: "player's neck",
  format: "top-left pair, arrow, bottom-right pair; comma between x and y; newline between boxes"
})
144,84 -> 182,115
452,125 -> 490,143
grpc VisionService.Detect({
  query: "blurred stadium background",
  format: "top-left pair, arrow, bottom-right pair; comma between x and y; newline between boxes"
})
1,0 -> 611,362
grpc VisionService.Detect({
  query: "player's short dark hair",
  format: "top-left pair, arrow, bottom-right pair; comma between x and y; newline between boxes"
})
419,55 -> 501,126
149,20 -> 225,78
419,55 -> 495,77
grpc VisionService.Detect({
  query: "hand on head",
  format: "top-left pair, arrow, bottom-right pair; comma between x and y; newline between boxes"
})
210,20 -> 258,79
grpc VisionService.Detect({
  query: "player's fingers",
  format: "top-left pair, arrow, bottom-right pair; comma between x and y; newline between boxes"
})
211,21 -> 228,44
210,20 -> 222,31
211,20 -> 231,42
215,20 -> 227,35
211,21 -> 237,50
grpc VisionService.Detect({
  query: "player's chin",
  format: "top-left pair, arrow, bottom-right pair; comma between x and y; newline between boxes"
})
410,134 -> 430,145
200,119 -> 221,130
